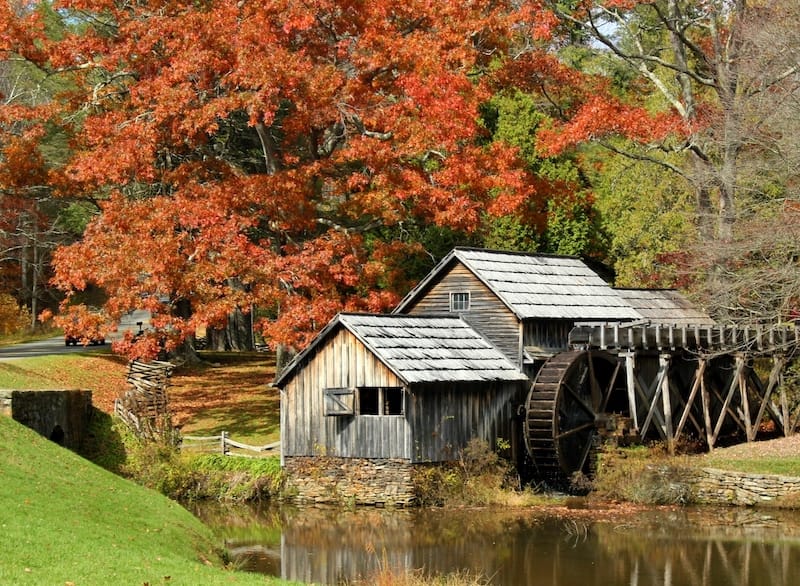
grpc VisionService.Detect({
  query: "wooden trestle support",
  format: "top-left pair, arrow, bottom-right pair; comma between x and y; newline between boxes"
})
524,322 -> 800,485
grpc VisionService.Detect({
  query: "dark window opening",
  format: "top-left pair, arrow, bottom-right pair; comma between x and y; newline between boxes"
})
358,387 -> 403,415
450,291 -> 470,312
358,387 -> 380,415
384,387 -> 404,415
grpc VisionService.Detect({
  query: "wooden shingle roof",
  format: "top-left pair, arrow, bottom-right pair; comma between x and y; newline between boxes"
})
396,247 -> 640,321
615,289 -> 714,325
274,313 -> 528,387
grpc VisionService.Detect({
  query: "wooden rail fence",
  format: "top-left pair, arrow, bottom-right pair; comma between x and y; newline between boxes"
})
114,359 -> 176,441
180,431 -> 280,456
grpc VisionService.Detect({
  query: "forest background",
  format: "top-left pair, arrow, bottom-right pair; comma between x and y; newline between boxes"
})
1,0 -> 799,360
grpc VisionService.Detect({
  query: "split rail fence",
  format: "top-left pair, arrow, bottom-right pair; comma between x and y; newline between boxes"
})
180,432 -> 280,456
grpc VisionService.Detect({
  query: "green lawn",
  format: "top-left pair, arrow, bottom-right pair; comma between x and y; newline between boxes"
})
0,416 -> 288,585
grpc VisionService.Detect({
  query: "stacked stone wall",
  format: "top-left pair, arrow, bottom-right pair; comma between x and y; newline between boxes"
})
687,468 -> 800,506
0,389 -> 93,450
284,456 -> 416,507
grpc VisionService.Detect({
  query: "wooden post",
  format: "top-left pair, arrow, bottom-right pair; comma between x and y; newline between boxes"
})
738,355 -> 754,442
699,358 -> 714,449
660,354 -> 674,454
711,357 -> 746,447
640,359 -> 668,440
624,352 -> 639,432
752,355 -> 786,438
675,358 -> 707,442
221,431 -> 229,455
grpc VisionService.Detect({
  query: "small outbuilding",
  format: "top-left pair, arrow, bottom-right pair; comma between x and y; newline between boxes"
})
274,313 -> 528,505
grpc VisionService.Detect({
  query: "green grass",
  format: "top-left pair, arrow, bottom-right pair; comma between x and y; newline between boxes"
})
0,416 -> 288,585
0,327 -> 61,347
699,456 -> 800,477
0,353 -> 122,389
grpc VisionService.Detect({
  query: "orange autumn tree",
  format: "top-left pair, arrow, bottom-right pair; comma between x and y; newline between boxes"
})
1,0 -> 569,358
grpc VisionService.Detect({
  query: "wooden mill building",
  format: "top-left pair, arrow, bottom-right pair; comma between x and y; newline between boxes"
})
274,247 -> 715,505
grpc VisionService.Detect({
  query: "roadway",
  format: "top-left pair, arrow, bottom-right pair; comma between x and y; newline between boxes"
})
0,309 -> 151,361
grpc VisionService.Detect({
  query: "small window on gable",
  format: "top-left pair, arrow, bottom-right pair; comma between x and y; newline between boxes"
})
324,388 -> 355,416
358,387 -> 404,416
450,291 -> 470,312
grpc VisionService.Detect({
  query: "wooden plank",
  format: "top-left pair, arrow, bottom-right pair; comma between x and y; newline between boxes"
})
660,355 -> 674,453
675,359 -> 706,442
624,353 -> 639,431
738,355 -> 754,441
711,359 -> 746,446
638,366 -> 667,440
750,355 -> 786,437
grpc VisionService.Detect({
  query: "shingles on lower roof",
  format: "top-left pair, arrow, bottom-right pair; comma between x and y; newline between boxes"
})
340,314 -> 528,384
453,248 -> 641,321
615,289 -> 714,325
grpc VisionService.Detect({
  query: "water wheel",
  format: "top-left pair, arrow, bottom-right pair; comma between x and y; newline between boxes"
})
524,350 -> 624,485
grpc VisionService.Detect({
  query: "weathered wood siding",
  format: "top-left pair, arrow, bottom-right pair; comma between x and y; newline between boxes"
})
523,319 -> 574,352
282,328 -> 411,459
406,381 -> 525,463
402,263 -> 522,364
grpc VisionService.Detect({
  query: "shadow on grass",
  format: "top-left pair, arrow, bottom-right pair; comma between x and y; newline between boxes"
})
170,352 -> 279,442
80,407 -> 128,474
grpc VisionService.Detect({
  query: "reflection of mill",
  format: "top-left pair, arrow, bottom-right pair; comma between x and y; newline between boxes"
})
592,509 -> 798,586
268,506 -> 800,585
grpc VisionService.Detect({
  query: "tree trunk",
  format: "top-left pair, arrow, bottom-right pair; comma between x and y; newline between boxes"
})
207,306 -> 254,351
171,298 -> 200,363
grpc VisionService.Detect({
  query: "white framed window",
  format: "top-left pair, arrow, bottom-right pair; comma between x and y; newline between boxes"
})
323,388 -> 355,416
450,291 -> 470,312
357,387 -> 404,416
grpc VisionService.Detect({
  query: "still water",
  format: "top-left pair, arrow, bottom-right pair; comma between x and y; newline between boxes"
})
193,502 -> 800,585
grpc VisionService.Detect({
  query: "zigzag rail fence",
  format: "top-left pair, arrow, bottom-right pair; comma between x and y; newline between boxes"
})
180,431 -> 280,457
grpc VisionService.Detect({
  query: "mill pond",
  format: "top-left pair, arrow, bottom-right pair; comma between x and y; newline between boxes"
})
193,502 -> 800,586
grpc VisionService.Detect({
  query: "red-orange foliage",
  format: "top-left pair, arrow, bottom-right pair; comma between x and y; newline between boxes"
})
1,1 -> 575,356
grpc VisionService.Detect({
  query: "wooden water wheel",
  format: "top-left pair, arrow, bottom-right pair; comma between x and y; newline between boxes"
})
524,350 -> 625,485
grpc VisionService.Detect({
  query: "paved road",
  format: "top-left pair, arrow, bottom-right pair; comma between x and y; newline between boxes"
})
0,310 -> 151,361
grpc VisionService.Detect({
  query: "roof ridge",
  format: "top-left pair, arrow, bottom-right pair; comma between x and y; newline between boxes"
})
453,246 -> 580,260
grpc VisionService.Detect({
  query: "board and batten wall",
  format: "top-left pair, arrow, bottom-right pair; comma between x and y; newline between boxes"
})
406,381 -> 526,463
523,320 -> 574,353
281,327 -> 412,459
401,263 -> 522,365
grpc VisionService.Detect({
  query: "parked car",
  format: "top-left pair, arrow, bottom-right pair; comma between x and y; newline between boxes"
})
64,333 -> 105,346
62,306 -> 107,346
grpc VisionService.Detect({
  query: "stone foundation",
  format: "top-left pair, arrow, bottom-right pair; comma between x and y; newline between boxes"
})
284,456 -> 416,507
645,464 -> 800,507
688,467 -> 800,506
0,389 -> 93,450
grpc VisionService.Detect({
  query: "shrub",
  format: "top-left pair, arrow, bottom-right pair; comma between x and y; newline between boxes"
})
0,294 -> 30,336
592,444 -> 693,505
413,439 -> 533,507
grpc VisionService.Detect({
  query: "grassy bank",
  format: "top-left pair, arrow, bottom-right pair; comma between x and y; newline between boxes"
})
0,415 -> 286,585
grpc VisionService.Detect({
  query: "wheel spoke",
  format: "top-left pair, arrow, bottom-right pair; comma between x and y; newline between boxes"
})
587,353 -> 603,409
561,382 -> 596,419
555,421 -> 595,440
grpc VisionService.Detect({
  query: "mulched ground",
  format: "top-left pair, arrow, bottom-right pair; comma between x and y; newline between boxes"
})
704,433 -> 800,459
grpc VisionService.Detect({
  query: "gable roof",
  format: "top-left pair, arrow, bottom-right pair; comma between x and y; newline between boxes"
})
274,313 -> 529,387
395,247 -> 641,321
614,289 -> 714,325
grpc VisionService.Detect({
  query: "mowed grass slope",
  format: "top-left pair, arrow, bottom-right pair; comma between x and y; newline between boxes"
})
0,415 -> 279,585
0,350 -> 279,442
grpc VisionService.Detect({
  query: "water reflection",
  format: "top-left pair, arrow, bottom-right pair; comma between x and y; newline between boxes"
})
193,502 -> 800,585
